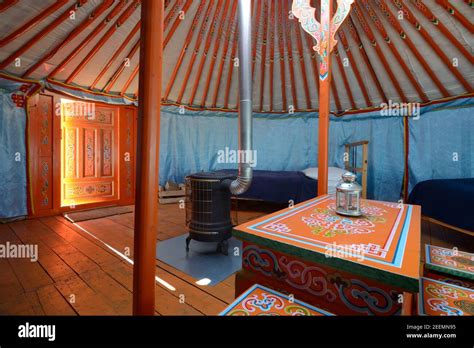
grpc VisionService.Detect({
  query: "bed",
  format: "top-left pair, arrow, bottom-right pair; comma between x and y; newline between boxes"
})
218,141 -> 368,204
408,178 -> 474,233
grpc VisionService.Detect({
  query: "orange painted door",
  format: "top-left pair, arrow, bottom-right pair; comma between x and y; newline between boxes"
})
61,103 -> 119,207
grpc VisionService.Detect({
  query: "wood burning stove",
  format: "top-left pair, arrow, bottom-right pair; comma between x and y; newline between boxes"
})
185,172 -> 235,255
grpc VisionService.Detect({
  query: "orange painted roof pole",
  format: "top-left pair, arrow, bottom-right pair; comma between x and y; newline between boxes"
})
133,0 -> 164,316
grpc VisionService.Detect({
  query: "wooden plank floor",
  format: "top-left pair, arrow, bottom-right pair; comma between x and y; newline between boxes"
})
0,204 -> 263,316
0,203 -> 471,316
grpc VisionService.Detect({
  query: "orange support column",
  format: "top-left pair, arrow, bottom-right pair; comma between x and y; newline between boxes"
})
317,0 -> 333,196
133,0 -> 164,316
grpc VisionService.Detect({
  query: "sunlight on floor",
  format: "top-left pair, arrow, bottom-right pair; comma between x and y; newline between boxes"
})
72,222 -> 177,292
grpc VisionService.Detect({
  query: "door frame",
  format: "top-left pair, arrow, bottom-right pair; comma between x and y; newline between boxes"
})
50,92 -> 136,214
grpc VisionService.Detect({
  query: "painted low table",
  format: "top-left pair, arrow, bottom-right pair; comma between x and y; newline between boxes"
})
424,245 -> 474,281
233,195 -> 421,315
418,277 -> 474,316
220,284 -> 333,316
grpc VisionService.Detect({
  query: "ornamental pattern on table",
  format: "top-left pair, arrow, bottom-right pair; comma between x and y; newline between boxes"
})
242,243 -> 401,316
301,202 -> 387,239
224,286 -> 330,316
428,246 -> 474,274
420,278 -> 474,316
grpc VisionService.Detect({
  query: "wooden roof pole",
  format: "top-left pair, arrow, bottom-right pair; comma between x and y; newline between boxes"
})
277,1 -> 288,111
391,0 -> 472,92
22,0 -> 114,78
211,2 -> 237,108
258,1 -> 269,111
284,0 -> 299,111
47,0 -> 126,78
188,0 -> 225,105
435,0 -> 473,33
337,29 -> 372,107
200,0 -> 232,107
0,0 -> 18,13
0,0 -> 68,47
268,0 -> 276,112
133,0 -> 163,316
65,0 -> 141,84
176,0 -> 215,103
89,21 -> 140,90
0,0 -> 89,70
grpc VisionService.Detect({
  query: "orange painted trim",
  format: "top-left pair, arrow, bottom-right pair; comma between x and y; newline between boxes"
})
46,78 -> 137,103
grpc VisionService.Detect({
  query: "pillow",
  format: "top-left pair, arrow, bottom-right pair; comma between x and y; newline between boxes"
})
302,166 -> 347,181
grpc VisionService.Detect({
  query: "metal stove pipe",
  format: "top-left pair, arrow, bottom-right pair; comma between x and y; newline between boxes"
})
230,0 -> 253,195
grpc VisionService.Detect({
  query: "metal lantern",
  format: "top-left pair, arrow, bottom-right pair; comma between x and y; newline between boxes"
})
335,172 -> 362,217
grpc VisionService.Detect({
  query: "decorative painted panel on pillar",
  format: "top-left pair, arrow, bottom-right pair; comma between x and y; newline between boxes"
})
28,94 -> 54,215
120,107 -> 137,205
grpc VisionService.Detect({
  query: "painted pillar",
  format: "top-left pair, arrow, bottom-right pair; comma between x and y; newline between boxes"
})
132,0 -> 164,316
317,0 -> 333,196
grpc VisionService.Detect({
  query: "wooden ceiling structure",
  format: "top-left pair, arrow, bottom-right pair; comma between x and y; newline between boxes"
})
0,0 -> 472,114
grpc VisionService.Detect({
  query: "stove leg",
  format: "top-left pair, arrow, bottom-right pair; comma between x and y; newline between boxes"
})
185,235 -> 192,252
217,240 -> 229,256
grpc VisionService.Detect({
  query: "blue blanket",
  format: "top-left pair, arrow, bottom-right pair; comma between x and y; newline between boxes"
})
408,178 -> 474,232
217,169 -> 317,204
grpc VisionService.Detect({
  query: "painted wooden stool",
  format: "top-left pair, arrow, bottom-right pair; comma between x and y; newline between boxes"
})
424,245 -> 474,283
418,277 -> 474,316
220,284 -> 333,316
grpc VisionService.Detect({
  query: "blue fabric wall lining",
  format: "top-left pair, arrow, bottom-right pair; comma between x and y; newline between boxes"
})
0,90 -> 28,219
408,99 -> 474,193
159,106 -> 406,202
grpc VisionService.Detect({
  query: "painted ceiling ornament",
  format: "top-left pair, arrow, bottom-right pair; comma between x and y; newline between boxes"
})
292,0 -> 354,55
